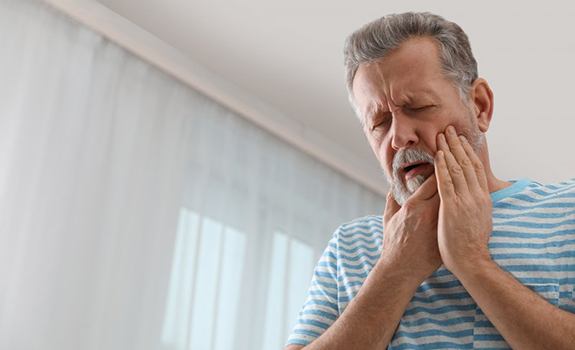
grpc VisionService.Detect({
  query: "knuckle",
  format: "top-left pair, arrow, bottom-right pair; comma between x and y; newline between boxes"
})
402,200 -> 416,211
460,158 -> 472,167
449,165 -> 462,175
383,213 -> 393,224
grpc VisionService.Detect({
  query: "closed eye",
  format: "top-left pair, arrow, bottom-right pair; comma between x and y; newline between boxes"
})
370,117 -> 391,132
368,111 -> 392,132
405,105 -> 434,113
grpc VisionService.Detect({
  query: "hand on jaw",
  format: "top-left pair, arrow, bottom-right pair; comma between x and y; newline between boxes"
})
380,167 -> 442,283
434,125 -> 494,277
382,125 -> 494,281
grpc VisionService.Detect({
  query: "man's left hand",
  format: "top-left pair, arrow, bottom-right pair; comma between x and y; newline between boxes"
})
434,125 -> 493,276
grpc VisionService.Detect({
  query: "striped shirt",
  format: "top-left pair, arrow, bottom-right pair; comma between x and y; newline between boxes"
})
286,178 -> 575,349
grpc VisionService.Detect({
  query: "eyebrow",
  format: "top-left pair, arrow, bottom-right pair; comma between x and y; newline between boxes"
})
363,86 -> 440,122
364,103 -> 387,123
404,89 -> 439,102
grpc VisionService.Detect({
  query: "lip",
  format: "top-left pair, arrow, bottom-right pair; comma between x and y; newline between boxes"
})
400,161 -> 426,171
403,162 -> 433,180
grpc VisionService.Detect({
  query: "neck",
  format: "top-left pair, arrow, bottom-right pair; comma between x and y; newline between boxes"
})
478,139 -> 512,193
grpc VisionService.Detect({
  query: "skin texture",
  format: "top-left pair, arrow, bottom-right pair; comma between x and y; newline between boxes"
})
435,128 -> 494,275
432,127 -> 575,349
351,36 -> 507,195
284,176 -> 443,350
285,36 -> 575,350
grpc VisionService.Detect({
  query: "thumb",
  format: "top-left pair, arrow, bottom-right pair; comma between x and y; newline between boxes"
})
409,173 -> 438,202
383,191 -> 400,224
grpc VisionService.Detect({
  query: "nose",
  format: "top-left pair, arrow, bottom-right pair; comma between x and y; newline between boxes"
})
390,113 -> 419,150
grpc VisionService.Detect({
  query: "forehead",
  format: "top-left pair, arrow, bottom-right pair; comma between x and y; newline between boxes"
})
351,37 -> 448,110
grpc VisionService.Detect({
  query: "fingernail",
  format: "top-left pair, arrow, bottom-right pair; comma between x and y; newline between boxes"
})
448,125 -> 455,134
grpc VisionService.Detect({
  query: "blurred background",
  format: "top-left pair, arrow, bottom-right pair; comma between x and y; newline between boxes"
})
0,0 -> 574,349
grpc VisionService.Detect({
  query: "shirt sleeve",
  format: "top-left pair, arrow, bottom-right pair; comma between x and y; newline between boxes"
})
285,228 -> 341,347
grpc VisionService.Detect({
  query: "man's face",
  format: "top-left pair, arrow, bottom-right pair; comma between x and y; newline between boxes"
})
351,36 -> 482,205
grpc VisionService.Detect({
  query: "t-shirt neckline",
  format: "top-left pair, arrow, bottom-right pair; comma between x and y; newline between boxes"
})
490,178 -> 532,203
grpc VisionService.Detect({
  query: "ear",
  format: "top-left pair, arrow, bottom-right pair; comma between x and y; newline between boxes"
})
469,78 -> 494,133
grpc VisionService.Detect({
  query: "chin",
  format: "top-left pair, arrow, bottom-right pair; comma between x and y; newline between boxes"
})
406,173 -> 431,192
391,173 -> 431,206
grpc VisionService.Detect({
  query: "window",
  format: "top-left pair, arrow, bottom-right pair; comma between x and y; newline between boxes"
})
161,209 -> 316,350
162,208 -> 246,350
262,231 -> 315,350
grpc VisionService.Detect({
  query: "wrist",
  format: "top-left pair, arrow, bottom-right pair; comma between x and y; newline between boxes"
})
452,255 -> 497,284
376,254 -> 435,288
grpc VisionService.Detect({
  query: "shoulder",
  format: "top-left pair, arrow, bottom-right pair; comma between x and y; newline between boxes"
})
522,177 -> 575,199
500,177 -> 575,201
336,214 -> 383,236
499,178 -> 575,220
331,214 -> 383,250
539,177 -> 575,194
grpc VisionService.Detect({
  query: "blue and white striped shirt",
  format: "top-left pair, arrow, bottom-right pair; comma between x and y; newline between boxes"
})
286,178 -> 575,349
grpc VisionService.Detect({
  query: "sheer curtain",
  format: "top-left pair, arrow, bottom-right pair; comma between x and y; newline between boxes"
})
0,1 -> 384,350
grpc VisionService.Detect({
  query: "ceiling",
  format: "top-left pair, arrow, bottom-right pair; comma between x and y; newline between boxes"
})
95,0 -> 575,192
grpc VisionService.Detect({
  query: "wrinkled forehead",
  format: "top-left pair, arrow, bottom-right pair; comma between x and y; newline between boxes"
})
351,37 -> 447,106
352,61 -> 442,116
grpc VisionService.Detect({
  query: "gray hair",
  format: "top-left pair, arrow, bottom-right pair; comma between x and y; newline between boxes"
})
343,12 -> 478,124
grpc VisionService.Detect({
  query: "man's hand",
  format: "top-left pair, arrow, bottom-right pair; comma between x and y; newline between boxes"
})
285,175 -> 444,350
380,173 -> 442,283
434,125 -> 493,276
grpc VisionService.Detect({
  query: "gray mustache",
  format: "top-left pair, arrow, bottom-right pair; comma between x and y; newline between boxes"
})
392,149 -> 434,175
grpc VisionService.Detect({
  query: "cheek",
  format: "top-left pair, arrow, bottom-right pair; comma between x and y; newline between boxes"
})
382,140 -> 395,175
369,129 -> 386,147
451,118 -> 476,141
428,109 -> 471,148
429,118 -> 475,152
365,132 -> 380,156
364,128 -> 386,154
366,131 -> 394,174
365,132 -> 389,172
420,127 -> 443,154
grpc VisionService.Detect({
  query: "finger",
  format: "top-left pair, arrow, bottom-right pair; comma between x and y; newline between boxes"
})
437,132 -> 468,195
428,190 -> 440,211
460,135 -> 489,192
409,173 -> 438,201
445,126 -> 480,190
383,191 -> 400,224
434,150 -> 455,200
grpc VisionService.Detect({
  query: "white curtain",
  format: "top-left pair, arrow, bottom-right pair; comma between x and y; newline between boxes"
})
0,1 -> 384,350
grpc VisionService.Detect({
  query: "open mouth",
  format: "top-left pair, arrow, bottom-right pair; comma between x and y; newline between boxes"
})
402,161 -> 432,179
403,161 -> 426,172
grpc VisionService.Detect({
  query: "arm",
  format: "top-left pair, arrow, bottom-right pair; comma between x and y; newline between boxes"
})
285,175 -> 442,350
456,259 -> 575,350
286,257 -> 425,350
434,127 -> 575,350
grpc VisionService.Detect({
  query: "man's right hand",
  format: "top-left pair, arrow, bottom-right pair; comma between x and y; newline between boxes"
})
379,174 -> 442,283
283,174 -> 443,350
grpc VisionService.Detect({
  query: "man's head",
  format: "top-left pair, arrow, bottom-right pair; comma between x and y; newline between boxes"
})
343,12 -> 493,205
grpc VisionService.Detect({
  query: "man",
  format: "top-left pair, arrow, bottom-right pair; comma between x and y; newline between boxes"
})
284,12 -> 575,349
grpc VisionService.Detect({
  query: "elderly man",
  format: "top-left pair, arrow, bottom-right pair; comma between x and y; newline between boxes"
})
284,12 -> 575,350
